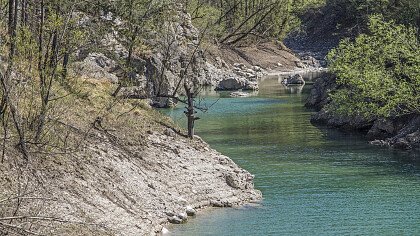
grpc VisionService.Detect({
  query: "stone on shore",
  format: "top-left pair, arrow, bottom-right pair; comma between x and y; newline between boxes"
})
168,216 -> 183,224
215,77 -> 259,91
186,206 -> 196,216
177,212 -> 188,221
161,227 -> 170,235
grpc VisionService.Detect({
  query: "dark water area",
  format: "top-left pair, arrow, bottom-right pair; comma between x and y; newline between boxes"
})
164,75 -> 420,236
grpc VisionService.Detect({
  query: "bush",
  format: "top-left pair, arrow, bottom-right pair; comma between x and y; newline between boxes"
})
327,15 -> 420,118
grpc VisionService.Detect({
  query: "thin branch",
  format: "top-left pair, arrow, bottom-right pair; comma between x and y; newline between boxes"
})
0,221 -> 41,236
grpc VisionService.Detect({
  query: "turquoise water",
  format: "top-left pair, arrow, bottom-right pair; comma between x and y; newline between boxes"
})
165,76 -> 420,236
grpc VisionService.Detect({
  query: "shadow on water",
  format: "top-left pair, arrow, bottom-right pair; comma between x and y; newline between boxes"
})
163,72 -> 420,236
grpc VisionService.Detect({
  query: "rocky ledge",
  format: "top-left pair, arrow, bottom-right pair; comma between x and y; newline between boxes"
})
40,128 -> 262,236
306,74 -> 420,151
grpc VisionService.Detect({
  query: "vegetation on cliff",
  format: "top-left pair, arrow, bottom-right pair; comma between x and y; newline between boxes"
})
327,15 -> 419,118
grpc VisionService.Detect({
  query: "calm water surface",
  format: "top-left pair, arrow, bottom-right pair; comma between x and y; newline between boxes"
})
165,75 -> 420,236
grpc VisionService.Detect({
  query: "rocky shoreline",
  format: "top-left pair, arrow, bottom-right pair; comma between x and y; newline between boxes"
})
92,130 -> 262,235
306,74 -> 420,151
0,121 -> 262,236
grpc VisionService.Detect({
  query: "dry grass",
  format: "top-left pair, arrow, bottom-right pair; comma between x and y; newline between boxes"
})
0,73 -> 178,235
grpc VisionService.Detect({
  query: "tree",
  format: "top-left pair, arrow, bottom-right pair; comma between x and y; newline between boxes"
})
154,21 -> 209,139
184,0 -> 326,45
326,0 -> 420,31
0,0 -> 88,160
326,15 -> 419,118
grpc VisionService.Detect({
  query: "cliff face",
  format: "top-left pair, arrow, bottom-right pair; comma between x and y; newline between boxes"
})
306,75 -> 420,151
72,9 -> 305,108
72,9 -> 218,108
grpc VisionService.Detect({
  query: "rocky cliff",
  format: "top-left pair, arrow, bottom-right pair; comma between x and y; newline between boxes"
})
71,9 -> 305,108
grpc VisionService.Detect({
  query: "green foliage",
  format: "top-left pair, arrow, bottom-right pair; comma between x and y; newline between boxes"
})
327,0 -> 420,29
327,15 -> 420,118
187,1 -> 225,39
186,0 -> 326,44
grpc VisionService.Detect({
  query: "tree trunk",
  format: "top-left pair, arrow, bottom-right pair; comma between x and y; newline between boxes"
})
8,0 -> 14,35
184,83 -> 197,139
61,47 -> 69,81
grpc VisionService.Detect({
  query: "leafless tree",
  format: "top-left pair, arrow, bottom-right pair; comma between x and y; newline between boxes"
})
153,20 -> 212,139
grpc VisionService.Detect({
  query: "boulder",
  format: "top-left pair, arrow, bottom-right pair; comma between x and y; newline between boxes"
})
168,216 -> 183,224
215,77 -> 258,91
210,200 -> 232,207
164,128 -> 176,137
186,206 -> 196,216
246,68 -> 255,74
161,227 -> 170,235
242,80 -> 259,90
225,172 -> 255,190
216,78 -> 242,90
392,138 -> 411,150
367,119 -> 396,140
282,74 -> 305,85
177,212 -> 188,221
294,60 -> 306,68
301,55 -> 322,68
406,131 -> 420,144
233,63 -> 246,70
253,66 -> 262,72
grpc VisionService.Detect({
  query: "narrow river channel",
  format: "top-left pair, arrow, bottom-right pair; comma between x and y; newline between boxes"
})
165,74 -> 420,235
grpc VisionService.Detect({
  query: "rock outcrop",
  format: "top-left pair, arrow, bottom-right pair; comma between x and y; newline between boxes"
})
73,9 -> 229,108
73,53 -> 120,82
232,63 -> 265,81
305,73 -> 338,110
369,116 -> 420,150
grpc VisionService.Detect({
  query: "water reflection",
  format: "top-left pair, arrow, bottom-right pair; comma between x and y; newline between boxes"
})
282,85 -> 304,94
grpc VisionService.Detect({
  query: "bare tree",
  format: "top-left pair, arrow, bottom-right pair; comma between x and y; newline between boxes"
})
154,19 -> 211,139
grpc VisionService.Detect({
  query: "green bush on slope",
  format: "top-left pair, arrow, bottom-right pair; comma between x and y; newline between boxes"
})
327,15 -> 420,118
